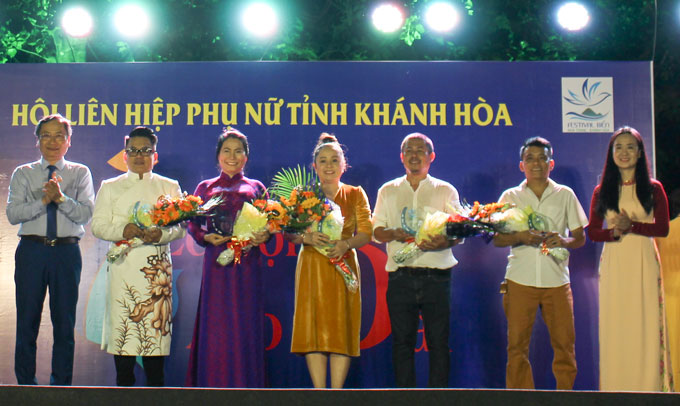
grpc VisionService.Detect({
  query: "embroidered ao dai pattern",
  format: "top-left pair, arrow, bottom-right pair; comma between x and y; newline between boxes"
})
92,172 -> 186,356
185,172 -> 267,388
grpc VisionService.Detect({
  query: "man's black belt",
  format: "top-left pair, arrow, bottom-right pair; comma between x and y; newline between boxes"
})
21,235 -> 80,246
394,267 -> 451,277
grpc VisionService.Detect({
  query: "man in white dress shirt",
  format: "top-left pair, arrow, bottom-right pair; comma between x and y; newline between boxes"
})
493,136 -> 588,389
373,133 -> 462,388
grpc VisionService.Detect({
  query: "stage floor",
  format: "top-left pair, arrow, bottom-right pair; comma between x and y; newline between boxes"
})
2,385 -> 679,406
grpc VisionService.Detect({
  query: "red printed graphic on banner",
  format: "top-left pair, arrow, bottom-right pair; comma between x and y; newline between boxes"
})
358,244 -> 391,349
265,313 -> 282,350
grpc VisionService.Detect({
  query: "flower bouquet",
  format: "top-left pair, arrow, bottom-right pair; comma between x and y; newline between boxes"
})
252,198 -> 289,233
494,206 -> 569,262
216,201 -> 271,266
445,201 -> 512,241
269,165 -> 332,233
106,193 -> 222,263
393,208 -> 451,264
132,193 -> 222,228
106,238 -> 144,263
269,165 -> 359,292
314,205 -> 359,293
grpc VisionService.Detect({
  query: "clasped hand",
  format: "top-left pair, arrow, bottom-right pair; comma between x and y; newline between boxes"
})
42,174 -> 63,205
123,223 -> 162,244
519,230 -> 564,248
303,231 -> 349,260
204,230 -> 270,247
611,209 -> 633,237
388,227 -> 457,251
418,234 -> 460,251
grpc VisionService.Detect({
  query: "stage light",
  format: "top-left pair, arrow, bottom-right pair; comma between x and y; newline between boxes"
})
557,2 -> 590,31
242,3 -> 279,38
424,2 -> 460,33
372,4 -> 404,33
113,4 -> 151,39
61,7 -> 93,38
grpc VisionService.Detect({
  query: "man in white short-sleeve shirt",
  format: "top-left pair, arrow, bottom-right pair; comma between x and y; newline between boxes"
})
373,133 -> 462,388
493,136 -> 588,390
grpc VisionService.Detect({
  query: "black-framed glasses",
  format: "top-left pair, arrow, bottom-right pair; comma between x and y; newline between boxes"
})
125,147 -> 155,157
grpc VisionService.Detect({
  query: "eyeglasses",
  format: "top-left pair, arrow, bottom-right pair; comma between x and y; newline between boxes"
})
39,133 -> 68,143
125,147 -> 155,157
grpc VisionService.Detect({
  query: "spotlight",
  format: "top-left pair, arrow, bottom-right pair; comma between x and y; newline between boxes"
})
114,4 -> 151,39
424,2 -> 460,33
372,4 -> 404,33
242,3 -> 279,38
61,7 -> 93,38
557,2 -> 590,31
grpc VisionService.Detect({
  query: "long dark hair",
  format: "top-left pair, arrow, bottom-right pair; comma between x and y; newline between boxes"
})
595,126 -> 654,217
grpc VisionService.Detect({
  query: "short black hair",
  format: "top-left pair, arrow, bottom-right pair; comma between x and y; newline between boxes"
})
520,137 -> 552,160
125,126 -> 158,148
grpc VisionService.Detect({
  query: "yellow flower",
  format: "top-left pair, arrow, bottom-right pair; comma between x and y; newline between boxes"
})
300,197 -> 320,209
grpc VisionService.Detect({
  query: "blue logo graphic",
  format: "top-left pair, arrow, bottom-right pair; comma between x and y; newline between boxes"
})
564,79 -> 611,121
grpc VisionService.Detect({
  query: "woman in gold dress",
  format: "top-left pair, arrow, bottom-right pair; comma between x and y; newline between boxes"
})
289,133 -> 372,388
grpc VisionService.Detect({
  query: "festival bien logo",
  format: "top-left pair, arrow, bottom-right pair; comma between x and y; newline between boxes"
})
561,77 -> 614,133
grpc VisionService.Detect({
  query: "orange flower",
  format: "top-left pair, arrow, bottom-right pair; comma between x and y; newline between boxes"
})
302,191 -> 315,198
469,201 -> 480,217
187,195 -> 203,204
178,200 -> 194,212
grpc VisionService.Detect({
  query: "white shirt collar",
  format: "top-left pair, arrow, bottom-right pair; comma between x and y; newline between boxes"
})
125,170 -> 153,181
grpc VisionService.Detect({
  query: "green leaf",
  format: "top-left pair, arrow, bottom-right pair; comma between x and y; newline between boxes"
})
269,165 -> 318,200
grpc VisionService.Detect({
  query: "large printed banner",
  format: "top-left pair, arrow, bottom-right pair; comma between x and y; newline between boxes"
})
0,61 -> 654,388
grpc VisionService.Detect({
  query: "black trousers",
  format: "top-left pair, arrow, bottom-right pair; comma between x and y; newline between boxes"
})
14,239 -> 81,385
113,355 -> 165,387
386,267 -> 452,388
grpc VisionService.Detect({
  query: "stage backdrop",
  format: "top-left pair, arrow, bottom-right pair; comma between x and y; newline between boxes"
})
0,61 -> 654,389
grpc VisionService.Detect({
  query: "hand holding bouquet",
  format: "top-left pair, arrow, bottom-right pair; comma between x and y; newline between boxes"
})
311,205 -> 359,293
494,206 -> 569,262
216,201 -> 271,266
393,208 -> 451,264
106,193 -> 222,263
